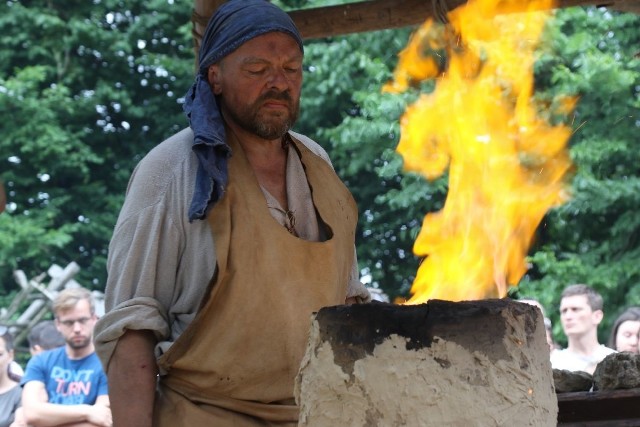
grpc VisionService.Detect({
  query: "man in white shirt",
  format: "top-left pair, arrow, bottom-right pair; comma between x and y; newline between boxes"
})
550,284 -> 616,374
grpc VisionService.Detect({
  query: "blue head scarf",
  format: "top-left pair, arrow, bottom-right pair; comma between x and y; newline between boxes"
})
183,0 -> 304,221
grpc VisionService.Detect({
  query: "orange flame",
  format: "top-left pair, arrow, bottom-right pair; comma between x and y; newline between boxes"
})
384,0 -> 575,303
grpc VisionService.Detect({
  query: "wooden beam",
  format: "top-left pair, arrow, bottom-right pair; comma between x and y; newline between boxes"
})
290,0 -> 465,40
557,388 -> 640,424
289,0 -> 640,40
192,0 -> 640,49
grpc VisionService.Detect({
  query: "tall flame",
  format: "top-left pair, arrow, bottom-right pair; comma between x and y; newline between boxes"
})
384,0 -> 575,303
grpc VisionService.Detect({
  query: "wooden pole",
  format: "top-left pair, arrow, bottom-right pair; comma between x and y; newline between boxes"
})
191,0 -> 226,69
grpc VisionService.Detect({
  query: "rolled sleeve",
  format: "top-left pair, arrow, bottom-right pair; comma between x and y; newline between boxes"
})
94,129 -> 215,371
94,297 -> 170,369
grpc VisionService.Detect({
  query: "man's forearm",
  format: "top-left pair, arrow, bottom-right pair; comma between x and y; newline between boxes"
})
108,329 -> 158,427
22,403 -> 94,427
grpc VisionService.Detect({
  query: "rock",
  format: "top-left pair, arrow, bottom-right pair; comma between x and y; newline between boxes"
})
593,352 -> 640,391
553,369 -> 593,393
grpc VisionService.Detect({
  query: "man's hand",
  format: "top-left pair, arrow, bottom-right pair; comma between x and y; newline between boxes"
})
9,407 -> 27,427
21,382 -> 112,427
85,404 -> 112,427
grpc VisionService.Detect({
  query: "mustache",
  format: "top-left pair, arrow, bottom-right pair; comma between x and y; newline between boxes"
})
258,90 -> 293,104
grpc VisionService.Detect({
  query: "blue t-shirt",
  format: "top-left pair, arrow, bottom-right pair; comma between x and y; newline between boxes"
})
21,347 -> 108,405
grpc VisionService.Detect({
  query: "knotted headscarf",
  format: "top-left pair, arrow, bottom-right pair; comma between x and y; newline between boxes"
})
183,0 -> 304,221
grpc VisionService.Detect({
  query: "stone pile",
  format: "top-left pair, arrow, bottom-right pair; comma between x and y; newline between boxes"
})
553,352 -> 640,392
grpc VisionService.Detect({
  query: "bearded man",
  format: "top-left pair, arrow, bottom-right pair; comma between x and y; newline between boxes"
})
94,1 -> 370,426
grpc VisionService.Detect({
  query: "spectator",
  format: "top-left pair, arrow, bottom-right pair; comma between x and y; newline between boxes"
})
0,328 -> 21,427
18,287 -> 111,427
544,316 -> 560,354
607,306 -> 640,353
27,320 -> 65,356
550,284 -> 616,374
519,298 -> 557,354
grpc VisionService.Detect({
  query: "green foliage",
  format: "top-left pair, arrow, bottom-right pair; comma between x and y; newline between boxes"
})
297,29 -> 449,301
518,7 -> 640,344
299,4 -> 640,340
0,0 -> 638,353
0,0 -> 193,291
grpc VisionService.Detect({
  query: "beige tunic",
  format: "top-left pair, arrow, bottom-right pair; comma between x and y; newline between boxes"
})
153,134 -> 358,425
94,128 -> 370,370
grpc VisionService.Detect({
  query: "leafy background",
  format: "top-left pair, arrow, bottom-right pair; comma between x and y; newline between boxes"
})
1,0 -> 638,352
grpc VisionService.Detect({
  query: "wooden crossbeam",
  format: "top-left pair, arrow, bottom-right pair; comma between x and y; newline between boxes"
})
193,0 -> 640,45
289,0 -> 640,39
290,0 -> 464,40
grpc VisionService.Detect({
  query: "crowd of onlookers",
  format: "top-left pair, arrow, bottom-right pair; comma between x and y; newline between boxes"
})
522,283 -> 639,375
0,287 -> 111,427
1,282 -> 638,426
3,182 -> 111,426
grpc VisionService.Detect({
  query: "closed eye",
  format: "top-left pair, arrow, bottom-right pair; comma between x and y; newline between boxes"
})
247,68 -> 266,75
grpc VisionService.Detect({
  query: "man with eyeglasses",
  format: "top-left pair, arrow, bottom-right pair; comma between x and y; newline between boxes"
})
17,287 -> 112,427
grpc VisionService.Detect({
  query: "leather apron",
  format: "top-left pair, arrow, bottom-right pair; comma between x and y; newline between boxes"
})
154,134 -> 358,426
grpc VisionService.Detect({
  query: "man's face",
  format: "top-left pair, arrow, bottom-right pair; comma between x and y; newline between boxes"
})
208,31 -> 303,141
559,295 -> 601,338
55,299 -> 97,351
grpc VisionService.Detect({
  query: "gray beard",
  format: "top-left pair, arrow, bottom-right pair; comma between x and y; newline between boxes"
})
253,116 -> 294,140
221,91 -> 299,140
